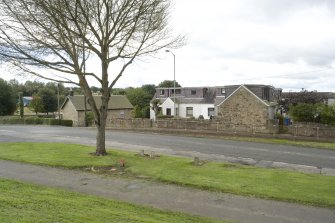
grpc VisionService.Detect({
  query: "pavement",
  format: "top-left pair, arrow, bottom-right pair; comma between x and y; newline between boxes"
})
0,159 -> 334,223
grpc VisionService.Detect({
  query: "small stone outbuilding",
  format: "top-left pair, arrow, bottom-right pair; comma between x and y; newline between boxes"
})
216,85 -> 277,132
61,95 -> 133,127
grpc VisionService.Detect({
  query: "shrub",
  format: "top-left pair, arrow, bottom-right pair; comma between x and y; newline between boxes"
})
289,103 -> 316,122
0,116 -> 24,124
157,115 -> 174,119
289,103 -> 335,126
0,116 -> 72,127
198,115 -> 204,120
60,119 -> 73,127
85,112 -> 94,126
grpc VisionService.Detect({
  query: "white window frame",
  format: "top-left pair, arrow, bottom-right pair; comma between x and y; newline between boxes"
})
186,107 -> 193,117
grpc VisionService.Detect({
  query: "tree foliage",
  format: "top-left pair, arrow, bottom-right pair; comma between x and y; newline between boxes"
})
38,89 -> 58,115
141,84 -> 156,96
158,80 -> 181,88
151,99 -> 161,120
0,78 -> 17,116
0,0 -> 184,155
289,103 -> 335,125
114,85 -> 156,118
280,90 -> 329,112
29,94 -> 44,114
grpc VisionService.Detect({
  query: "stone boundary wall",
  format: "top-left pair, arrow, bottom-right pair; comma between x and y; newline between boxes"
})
107,118 -> 278,134
155,119 -> 277,134
107,118 -> 152,129
288,123 -> 335,138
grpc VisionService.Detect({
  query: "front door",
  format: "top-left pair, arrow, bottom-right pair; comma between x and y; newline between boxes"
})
166,108 -> 171,116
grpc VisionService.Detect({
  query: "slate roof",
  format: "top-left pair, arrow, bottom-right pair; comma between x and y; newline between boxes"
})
217,85 -> 273,107
62,95 -> 133,111
152,87 -> 217,104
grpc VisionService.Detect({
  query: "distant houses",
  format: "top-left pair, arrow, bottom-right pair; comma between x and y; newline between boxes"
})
61,95 -> 133,126
22,96 -> 33,107
150,84 -> 282,132
150,84 -> 281,119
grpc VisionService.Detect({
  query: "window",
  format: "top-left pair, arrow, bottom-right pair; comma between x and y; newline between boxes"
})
191,89 -> 196,95
208,108 -> 215,117
160,89 -> 165,95
186,107 -> 193,117
263,87 -> 270,101
221,88 -> 226,94
171,89 -> 181,94
166,108 -> 171,116
119,111 -> 125,119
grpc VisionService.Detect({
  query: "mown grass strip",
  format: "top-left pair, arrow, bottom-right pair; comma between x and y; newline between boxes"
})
219,136 -> 335,150
0,142 -> 335,208
0,178 -> 222,223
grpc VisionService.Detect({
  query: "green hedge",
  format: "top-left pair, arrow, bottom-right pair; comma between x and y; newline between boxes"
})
0,116 -> 72,127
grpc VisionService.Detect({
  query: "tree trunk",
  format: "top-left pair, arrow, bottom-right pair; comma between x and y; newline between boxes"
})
95,93 -> 109,156
96,121 -> 107,155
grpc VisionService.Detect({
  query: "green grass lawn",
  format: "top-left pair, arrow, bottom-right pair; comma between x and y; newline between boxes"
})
0,142 -> 335,208
0,178 -> 222,223
219,136 -> 335,150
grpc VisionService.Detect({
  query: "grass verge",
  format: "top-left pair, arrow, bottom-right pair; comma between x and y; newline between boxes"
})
0,178 -> 222,223
223,136 -> 335,150
0,142 -> 335,208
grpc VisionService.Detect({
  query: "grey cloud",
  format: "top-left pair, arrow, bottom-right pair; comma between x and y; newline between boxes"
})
237,0 -> 335,22
213,40 -> 335,67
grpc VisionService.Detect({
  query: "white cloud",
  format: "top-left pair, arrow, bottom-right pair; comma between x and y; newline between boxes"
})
1,0 -> 335,92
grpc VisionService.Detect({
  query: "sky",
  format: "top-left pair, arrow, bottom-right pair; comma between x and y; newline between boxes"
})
123,0 -> 335,92
1,0 -> 335,92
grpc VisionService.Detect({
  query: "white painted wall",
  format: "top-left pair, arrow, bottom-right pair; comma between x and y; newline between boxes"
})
149,100 -> 215,120
178,104 -> 214,119
150,98 -> 177,120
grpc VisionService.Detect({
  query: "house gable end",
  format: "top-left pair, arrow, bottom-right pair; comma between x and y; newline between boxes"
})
160,97 -> 174,107
218,85 -> 270,107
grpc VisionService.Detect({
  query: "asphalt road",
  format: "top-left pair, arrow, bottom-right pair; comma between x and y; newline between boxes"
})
0,125 -> 335,169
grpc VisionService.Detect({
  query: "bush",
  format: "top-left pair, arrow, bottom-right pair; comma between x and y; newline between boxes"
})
38,114 -> 56,118
289,103 -> 335,126
198,115 -> 204,120
0,116 -> 72,127
157,115 -> 174,119
60,119 -> 73,127
289,103 -> 316,122
0,116 -> 24,124
85,112 -> 94,126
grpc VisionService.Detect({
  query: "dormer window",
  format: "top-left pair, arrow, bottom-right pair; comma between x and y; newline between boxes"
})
221,88 -> 226,94
171,89 -> 181,94
160,89 -> 165,95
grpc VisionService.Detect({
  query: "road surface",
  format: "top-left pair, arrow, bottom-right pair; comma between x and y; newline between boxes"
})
0,125 -> 335,170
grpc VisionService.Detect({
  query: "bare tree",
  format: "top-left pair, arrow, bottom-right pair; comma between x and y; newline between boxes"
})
0,0 -> 184,155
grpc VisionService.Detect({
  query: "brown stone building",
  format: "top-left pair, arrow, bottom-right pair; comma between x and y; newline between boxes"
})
61,95 -> 133,127
216,85 -> 277,132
